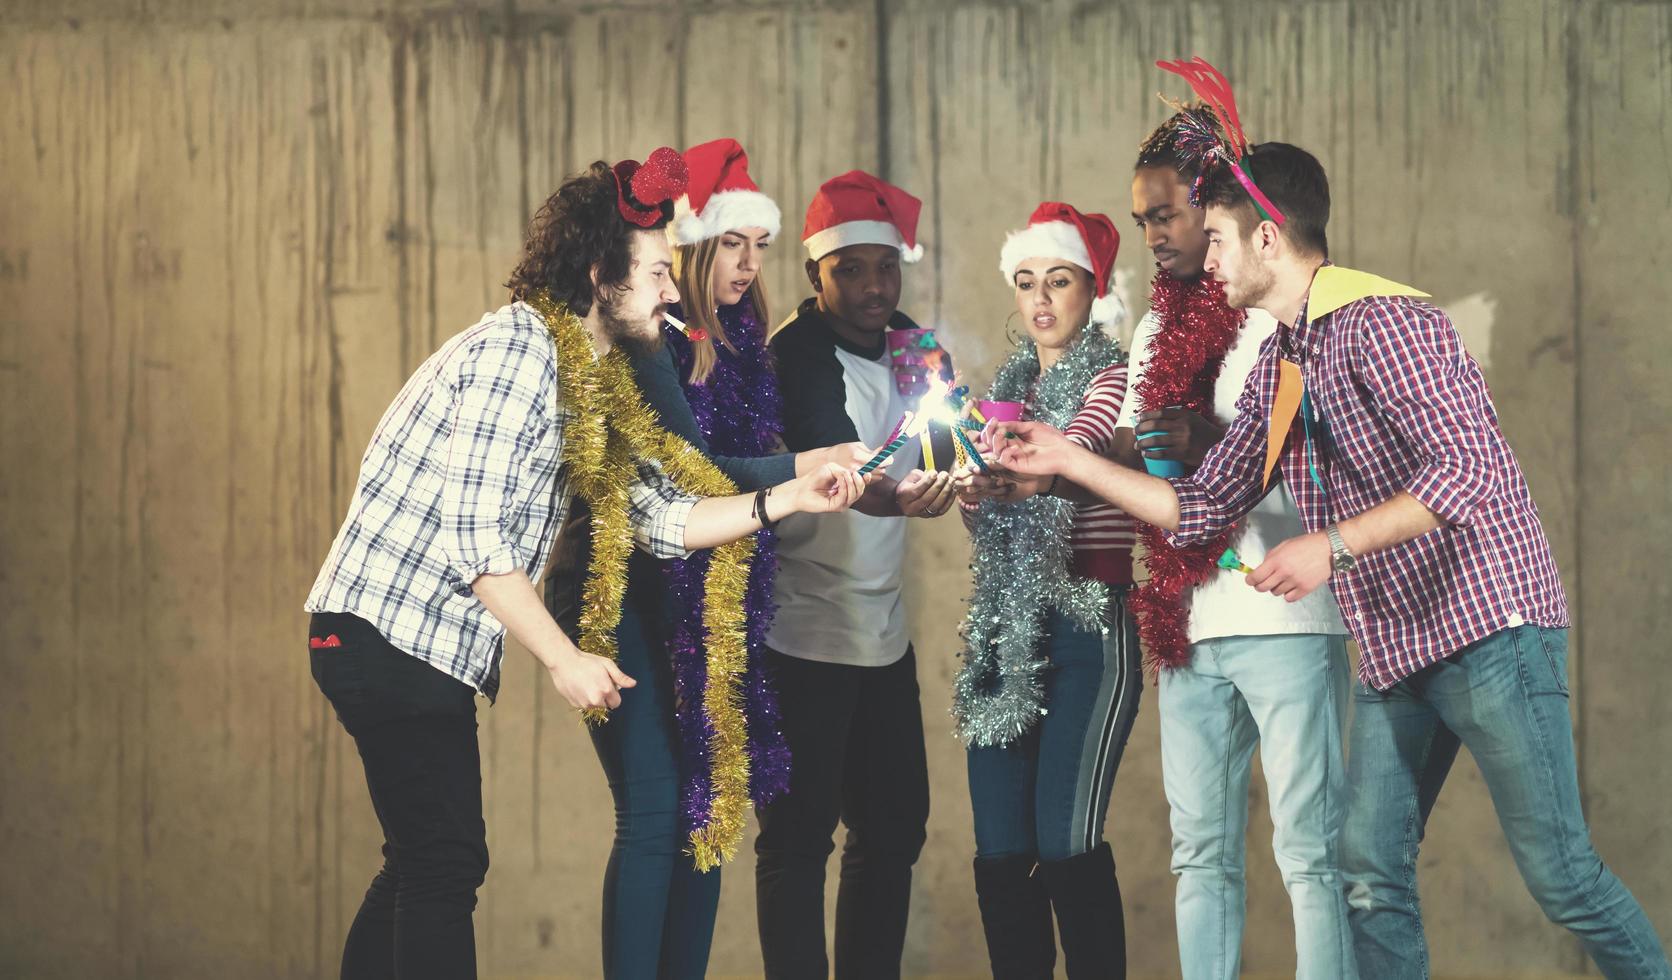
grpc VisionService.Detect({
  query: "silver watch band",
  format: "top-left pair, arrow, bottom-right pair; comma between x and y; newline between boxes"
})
1325,523 -> 1353,570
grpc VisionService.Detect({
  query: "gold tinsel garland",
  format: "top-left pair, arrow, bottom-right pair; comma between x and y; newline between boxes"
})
531,292 -> 757,871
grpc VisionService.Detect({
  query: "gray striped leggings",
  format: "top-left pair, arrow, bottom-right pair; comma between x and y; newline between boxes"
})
966,595 -> 1144,861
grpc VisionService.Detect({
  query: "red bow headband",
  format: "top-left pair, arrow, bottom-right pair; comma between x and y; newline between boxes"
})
612,147 -> 689,228
1155,57 -> 1287,227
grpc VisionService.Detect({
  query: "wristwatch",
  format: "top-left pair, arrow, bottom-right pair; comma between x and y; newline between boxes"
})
1324,523 -> 1355,574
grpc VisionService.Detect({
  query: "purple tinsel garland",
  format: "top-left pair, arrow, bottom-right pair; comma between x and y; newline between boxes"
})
663,299 -> 791,835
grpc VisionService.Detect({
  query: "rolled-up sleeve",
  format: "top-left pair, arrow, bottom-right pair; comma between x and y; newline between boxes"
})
628,460 -> 699,559
439,334 -> 553,589
1165,341 -> 1278,547
1354,302 -> 1497,526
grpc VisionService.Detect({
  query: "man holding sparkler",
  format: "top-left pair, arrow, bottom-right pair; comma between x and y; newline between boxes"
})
754,170 -> 955,979
303,151 -> 868,977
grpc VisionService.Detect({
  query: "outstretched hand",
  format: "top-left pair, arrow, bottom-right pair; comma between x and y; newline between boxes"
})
982,419 -> 1078,477
823,441 -> 875,472
953,461 -> 1048,504
895,469 -> 957,518
795,462 -> 869,514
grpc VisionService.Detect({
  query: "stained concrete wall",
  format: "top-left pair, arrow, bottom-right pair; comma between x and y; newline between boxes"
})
1,1 -> 1667,978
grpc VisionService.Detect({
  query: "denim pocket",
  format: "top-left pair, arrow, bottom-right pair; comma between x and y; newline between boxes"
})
1534,627 -> 1571,697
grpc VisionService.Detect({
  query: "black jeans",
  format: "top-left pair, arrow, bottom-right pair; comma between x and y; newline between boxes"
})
753,646 -> 931,980
309,612 -> 488,980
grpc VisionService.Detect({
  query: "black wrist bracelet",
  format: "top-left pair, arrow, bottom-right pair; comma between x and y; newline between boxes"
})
752,486 -> 778,530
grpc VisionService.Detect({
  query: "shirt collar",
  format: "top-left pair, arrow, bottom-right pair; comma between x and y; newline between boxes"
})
1279,262 -> 1333,362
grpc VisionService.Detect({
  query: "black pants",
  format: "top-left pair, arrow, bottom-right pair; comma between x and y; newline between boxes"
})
309,612 -> 488,980
754,646 -> 931,980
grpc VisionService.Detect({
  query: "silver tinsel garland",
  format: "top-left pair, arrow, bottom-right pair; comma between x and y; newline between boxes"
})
952,322 -> 1126,748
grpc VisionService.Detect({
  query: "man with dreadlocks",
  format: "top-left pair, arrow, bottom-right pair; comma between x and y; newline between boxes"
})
990,57 -> 1671,980
1113,103 -> 1355,980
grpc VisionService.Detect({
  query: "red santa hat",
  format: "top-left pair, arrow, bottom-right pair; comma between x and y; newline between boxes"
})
998,202 -> 1125,327
671,138 -> 782,246
801,170 -> 924,263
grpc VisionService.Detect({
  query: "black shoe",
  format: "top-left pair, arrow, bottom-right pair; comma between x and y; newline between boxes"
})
972,853 -> 1056,980
1039,842 -> 1125,979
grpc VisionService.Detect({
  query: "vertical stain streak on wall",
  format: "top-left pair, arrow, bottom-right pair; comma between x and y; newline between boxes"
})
1562,0 -> 1589,874
392,23 -> 413,371
926,22 -> 943,326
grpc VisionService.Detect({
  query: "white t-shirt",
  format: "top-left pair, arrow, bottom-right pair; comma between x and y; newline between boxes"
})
767,314 -> 914,666
1118,307 -> 1348,643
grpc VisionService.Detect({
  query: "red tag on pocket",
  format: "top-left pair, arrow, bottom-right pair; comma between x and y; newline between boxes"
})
309,634 -> 343,649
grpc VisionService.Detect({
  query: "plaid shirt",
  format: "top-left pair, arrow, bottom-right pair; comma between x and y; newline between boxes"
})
306,302 -> 697,699
1167,285 -> 1568,690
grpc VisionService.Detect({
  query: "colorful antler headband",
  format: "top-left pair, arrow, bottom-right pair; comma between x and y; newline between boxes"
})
1155,57 -> 1286,227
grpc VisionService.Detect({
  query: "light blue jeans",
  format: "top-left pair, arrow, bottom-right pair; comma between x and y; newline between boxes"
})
1159,633 -> 1357,980
1342,625 -> 1670,979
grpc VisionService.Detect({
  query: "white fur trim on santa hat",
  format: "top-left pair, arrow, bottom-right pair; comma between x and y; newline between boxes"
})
997,220 -> 1093,284
671,188 -> 783,246
1090,291 -> 1127,330
804,220 -> 923,263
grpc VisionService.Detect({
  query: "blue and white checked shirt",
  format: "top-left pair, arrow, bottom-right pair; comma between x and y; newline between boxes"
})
306,301 -> 696,699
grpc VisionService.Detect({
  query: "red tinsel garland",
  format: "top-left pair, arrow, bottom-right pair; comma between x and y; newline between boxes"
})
1129,270 -> 1246,675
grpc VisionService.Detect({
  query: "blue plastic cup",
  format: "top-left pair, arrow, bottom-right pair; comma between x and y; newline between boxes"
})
1136,428 -> 1184,478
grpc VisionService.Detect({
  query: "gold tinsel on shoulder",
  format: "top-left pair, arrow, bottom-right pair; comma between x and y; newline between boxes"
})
529,292 -> 757,872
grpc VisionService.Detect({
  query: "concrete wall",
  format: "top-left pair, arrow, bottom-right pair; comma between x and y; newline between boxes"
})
2,1 -> 1668,977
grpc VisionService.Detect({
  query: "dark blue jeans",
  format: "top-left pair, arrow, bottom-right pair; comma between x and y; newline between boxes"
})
1342,625 -> 1670,979
308,612 -> 488,980
967,597 -> 1144,862
587,587 -> 721,980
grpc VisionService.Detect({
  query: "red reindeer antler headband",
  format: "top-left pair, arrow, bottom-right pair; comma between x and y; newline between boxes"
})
1155,57 -> 1286,226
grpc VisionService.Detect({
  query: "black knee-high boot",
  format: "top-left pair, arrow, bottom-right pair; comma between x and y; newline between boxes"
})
972,854 -> 1056,979
1039,842 -> 1126,979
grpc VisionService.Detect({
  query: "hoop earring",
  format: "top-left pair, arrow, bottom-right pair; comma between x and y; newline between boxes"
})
1003,309 -> 1024,347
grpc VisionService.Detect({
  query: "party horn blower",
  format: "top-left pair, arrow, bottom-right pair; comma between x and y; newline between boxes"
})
1216,547 -> 1255,575
662,310 -> 707,342
951,424 -> 991,474
857,412 -> 919,476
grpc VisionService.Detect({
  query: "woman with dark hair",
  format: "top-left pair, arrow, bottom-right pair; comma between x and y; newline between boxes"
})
306,150 -> 868,979
952,202 -> 1142,979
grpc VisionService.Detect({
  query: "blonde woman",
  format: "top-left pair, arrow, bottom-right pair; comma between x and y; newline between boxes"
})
559,138 -> 861,978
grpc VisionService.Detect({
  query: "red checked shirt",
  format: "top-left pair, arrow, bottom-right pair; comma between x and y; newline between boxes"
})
1166,286 -> 1569,690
